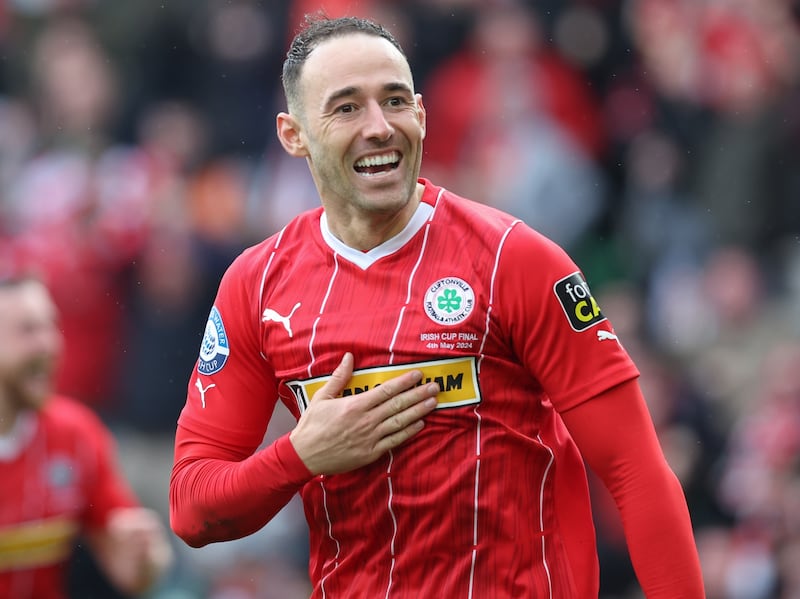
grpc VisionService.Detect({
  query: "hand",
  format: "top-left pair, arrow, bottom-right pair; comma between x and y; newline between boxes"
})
289,352 -> 439,475
91,507 -> 174,595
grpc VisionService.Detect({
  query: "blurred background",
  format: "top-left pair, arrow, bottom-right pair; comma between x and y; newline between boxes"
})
0,0 -> 799,597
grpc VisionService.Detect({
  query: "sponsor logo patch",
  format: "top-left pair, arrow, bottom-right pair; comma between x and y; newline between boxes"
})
423,277 -> 475,326
198,306 -> 230,375
0,516 -> 79,569
554,272 -> 606,331
287,357 -> 481,414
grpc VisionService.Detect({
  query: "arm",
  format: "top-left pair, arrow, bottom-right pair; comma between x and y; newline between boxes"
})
170,352 -> 439,547
560,378 -> 706,598
86,507 -> 174,596
170,428 -> 312,547
63,397 -> 174,595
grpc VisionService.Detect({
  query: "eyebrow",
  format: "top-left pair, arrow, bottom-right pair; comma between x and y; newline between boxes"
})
322,81 -> 413,112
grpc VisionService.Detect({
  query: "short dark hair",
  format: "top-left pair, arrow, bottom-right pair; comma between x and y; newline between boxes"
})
281,13 -> 407,115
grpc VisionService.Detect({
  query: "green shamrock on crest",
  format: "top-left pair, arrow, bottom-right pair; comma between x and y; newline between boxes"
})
437,288 -> 462,313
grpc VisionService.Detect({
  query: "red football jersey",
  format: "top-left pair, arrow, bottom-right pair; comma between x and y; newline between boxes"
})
0,396 -> 137,599
176,179 -> 639,597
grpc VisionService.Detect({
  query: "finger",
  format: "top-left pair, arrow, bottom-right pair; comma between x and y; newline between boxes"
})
371,380 -> 440,422
373,419 -> 426,454
312,353 -> 355,401
375,394 -> 438,438
360,369 -> 425,410
107,510 -> 163,543
108,507 -> 154,531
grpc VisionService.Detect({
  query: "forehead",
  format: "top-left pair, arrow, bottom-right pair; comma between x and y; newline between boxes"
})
300,33 -> 413,102
0,282 -> 55,325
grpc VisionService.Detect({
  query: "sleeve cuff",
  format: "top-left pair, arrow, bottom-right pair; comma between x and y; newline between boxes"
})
271,432 -> 314,485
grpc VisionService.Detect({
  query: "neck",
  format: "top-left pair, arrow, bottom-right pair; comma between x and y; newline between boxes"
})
0,397 -> 20,436
326,183 -> 425,251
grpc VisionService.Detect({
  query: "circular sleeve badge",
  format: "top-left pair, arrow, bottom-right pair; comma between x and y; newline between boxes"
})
197,306 -> 230,375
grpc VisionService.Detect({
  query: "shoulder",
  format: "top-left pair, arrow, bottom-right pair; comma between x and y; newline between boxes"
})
430,183 -> 581,285
427,181 -> 560,253
428,183 -> 516,229
42,394 -> 99,421
222,207 -> 322,292
39,395 -> 111,437
225,208 -> 324,283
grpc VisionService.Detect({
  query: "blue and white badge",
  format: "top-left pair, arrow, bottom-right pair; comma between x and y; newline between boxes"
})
198,306 -> 230,375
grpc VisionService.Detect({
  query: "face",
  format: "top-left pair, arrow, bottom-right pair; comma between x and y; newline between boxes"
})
278,33 -> 426,223
0,281 -> 63,412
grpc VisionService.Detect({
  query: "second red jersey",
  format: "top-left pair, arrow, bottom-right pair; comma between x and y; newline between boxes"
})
0,396 -> 137,599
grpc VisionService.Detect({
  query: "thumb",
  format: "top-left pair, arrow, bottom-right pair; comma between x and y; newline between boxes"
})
313,352 -> 354,401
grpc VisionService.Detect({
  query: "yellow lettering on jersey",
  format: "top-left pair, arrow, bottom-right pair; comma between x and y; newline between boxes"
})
287,357 -> 481,413
0,516 -> 78,570
575,297 -> 602,322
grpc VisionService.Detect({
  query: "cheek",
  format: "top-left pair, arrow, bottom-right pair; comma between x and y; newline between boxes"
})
0,348 -> 15,371
2,347 -> 30,366
310,144 -> 347,175
0,360 -> 25,385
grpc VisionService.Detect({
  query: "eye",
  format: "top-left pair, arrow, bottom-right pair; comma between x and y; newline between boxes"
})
386,97 -> 407,108
336,104 -> 356,114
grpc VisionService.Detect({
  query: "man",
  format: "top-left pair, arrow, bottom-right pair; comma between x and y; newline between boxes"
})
170,15 -> 706,598
0,275 -> 173,598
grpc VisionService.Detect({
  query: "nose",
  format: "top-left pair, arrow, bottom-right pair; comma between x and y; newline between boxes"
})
361,101 -> 394,142
35,322 -> 63,356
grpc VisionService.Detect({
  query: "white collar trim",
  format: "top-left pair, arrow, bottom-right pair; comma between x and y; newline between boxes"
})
0,411 -> 37,461
320,202 -> 433,270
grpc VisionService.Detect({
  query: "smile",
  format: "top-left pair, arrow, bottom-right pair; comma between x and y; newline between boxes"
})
354,151 -> 400,175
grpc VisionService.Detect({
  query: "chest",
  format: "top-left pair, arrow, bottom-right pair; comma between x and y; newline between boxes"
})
0,436 -> 87,526
262,247 -> 500,374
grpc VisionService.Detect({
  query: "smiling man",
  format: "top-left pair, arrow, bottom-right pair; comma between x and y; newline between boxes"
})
277,22 -> 426,251
169,14 -> 705,599
0,276 -> 173,598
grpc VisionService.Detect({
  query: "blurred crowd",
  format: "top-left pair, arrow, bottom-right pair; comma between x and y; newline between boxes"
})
1,0 -> 799,597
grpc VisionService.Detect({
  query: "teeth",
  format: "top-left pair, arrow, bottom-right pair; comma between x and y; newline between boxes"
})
355,152 -> 399,168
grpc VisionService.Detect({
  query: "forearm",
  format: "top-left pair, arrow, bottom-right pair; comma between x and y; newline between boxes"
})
170,432 -> 313,547
605,451 -> 705,598
562,380 -> 705,598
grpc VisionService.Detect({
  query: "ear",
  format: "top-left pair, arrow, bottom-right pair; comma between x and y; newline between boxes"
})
276,112 -> 308,157
416,94 -> 426,140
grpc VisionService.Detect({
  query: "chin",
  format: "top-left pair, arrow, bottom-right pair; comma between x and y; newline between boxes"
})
16,384 -> 52,411
367,180 -> 415,205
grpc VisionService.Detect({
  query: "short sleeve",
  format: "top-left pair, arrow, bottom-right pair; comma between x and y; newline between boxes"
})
495,225 -> 639,412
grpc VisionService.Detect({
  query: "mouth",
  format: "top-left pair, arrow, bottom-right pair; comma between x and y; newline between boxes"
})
24,360 -> 55,383
14,361 -> 55,405
353,151 -> 401,176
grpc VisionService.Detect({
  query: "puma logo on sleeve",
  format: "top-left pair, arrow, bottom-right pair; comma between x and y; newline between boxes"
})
195,378 -> 216,408
596,330 -> 619,342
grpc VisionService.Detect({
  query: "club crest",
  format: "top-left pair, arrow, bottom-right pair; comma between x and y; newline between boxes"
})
423,277 -> 475,326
